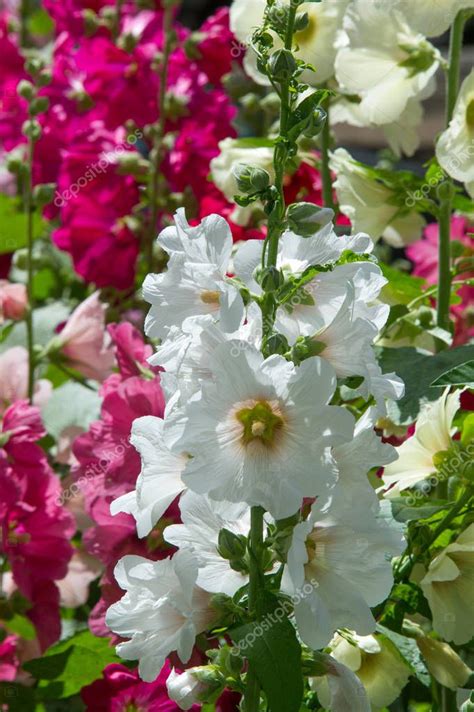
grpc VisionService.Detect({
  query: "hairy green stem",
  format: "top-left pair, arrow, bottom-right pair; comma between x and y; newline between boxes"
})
244,506 -> 265,712
146,3 -> 175,273
437,10 -> 467,330
320,98 -> 334,211
25,138 -> 35,403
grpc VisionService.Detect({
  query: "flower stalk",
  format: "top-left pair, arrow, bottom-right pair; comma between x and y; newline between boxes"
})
24,135 -> 35,402
436,10 -> 467,331
146,1 -> 177,274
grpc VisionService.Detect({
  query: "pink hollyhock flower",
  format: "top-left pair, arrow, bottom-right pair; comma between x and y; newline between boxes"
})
0,347 -> 52,413
0,402 -> 75,649
81,661 -> 200,712
0,280 -> 27,321
196,8 -> 237,85
407,217 -> 474,344
52,126 -> 140,289
107,322 -> 153,379
56,550 -> 103,608
0,635 -> 19,682
0,18 -> 26,151
57,292 -> 115,382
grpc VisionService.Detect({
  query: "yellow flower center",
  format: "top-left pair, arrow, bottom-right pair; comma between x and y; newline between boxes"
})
236,400 -> 283,447
466,98 -> 474,130
295,9 -> 318,48
200,290 -> 221,305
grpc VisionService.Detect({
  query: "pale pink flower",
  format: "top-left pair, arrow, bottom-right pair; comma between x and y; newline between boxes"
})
58,292 -> 115,382
0,280 -> 27,322
0,346 -> 52,413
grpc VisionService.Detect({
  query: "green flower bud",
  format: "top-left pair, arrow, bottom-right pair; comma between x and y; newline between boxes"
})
287,202 -> 334,236
266,2 -> 289,35
303,107 -> 327,138
33,183 -> 56,207
117,32 -> 139,52
36,71 -> 52,88
258,265 -> 284,292
82,8 -> 101,36
233,163 -> 270,194
218,528 -> 247,561
29,96 -> 50,116
17,80 -> 35,101
268,49 -> 297,83
22,119 -> 42,141
294,11 -> 309,32
263,332 -> 289,357
24,57 -> 46,77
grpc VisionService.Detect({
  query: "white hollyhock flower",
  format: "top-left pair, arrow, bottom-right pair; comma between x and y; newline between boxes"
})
335,0 -> 440,126
330,148 -> 425,246
231,0 -> 349,87
164,492 -> 252,596
105,550 -> 216,682
210,138 -> 275,225
157,208 -> 233,273
148,306 -> 263,400
284,495 -> 404,649
383,389 -> 461,496
167,667 -> 212,710
111,416 -> 187,538
436,70 -> 474,196
310,653 -> 370,712
312,632 -> 410,709
400,0 -> 474,38
332,94 -> 427,158
234,220 -> 372,296
332,407 -> 397,510
417,636 -> 472,690
165,342 -> 354,519
420,524 -> 474,645
144,259 -> 244,339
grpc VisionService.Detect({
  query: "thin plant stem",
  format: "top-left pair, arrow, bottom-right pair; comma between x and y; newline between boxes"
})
320,98 -> 335,211
146,3 -> 175,274
25,138 -> 35,403
437,10 -> 467,330
244,506 -> 265,712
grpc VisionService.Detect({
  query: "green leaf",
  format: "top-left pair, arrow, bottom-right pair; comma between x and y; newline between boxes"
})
0,322 -> 15,344
0,682 -> 36,711
377,625 -> 430,687
23,630 -> 119,700
41,382 -> 101,440
380,263 -> 425,306
376,344 -> 474,425
3,613 -> 36,640
231,615 -> 303,712
431,360 -> 474,387
27,8 -> 54,35
390,498 -> 450,523
462,413 -> 474,446
0,195 -> 45,255
232,137 -> 275,149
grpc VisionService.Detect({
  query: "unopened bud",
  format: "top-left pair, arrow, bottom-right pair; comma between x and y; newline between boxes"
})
287,202 -> 334,236
304,107 -> 327,138
258,265 -> 284,292
233,163 -> 270,194
263,332 -> 289,356
294,11 -> 309,32
33,183 -> 56,207
29,96 -> 49,116
22,119 -> 42,141
17,80 -> 35,100
268,48 -> 297,82
218,528 -> 247,561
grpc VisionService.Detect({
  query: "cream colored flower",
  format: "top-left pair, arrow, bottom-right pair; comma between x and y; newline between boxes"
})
329,148 -> 425,246
436,70 -> 474,197
383,389 -> 461,496
312,632 -> 411,710
417,636 -> 472,689
400,0 -> 474,38
335,0 -> 440,126
420,524 -> 474,645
